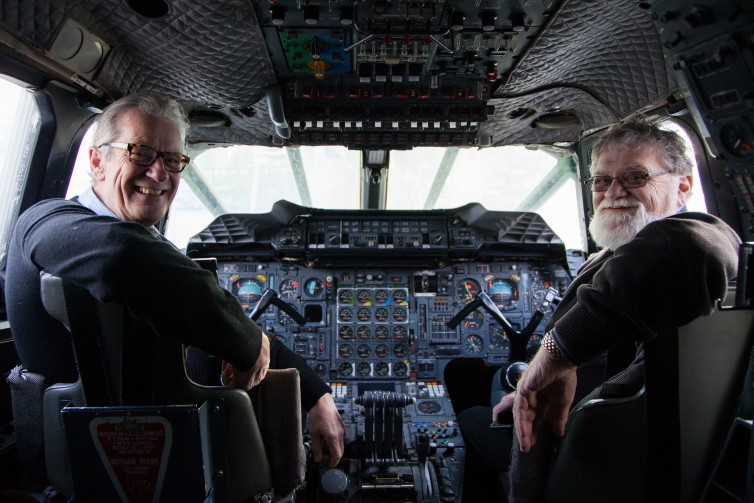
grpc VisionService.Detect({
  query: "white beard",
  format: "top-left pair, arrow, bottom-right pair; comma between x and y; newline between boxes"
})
589,194 -> 676,250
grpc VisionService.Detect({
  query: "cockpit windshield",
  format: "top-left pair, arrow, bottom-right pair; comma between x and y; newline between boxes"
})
164,144 -> 585,250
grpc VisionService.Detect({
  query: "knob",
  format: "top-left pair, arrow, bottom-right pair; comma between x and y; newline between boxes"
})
304,5 -> 320,25
321,468 -> 349,500
270,5 -> 286,26
444,442 -> 456,456
451,11 -> 465,31
481,11 -> 497,32
339,6 -> 354,25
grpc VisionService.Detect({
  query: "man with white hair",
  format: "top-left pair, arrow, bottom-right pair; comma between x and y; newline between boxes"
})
451,118 -> 740,500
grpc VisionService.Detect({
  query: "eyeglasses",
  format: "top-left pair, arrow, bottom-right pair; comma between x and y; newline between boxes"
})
98,142 -> 190,173
584,171 -> 670,192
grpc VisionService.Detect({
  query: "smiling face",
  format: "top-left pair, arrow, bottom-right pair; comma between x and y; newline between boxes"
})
588,143 -> 692,249
90,109 -> 182,227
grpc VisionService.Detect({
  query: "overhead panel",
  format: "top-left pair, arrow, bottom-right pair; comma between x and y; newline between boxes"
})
252,0 -> 560,150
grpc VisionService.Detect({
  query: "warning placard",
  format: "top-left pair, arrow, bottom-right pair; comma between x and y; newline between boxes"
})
89,417 -> 173,503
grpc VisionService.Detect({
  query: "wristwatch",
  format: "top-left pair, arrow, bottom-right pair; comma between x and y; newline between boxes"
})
542,331 -> 572,365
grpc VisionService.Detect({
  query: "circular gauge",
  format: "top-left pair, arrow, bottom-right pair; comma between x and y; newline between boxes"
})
720,121 -> 754,158
234,278 -> 263,305
339,325 -> 354,340
489,326 -> 510,352
487,278 -> 518,305
375,361 -> 390,377
375,307 -> 389,322
393,361 -> 408,376
304,278 -> 324,297
338,307 -> 353,322
356,289 -> 372,305
464,334 -> 485,354
356,362 -> 372,376
417,400 -> 442,415
277,309 -> 294,325
393,307 -> 408,322
393,343 -> 408,358
393,325 -> 407,339
338,344 -> 353,358
392,289 -> 408,304
531,277 -> 550,300
357,344 -> 371,358
314,363 -> 328,378
462,311 -> 484,330
279,279 -> 298,299
273,334 -> 287,345
338,362 -> 353,377
357,326 -> 371,340
357,307 -> 371,322
374,289 -> 390,304
375,343 -> 389,358
375,326 -> 389,339
338,289 -> 355,304
456,278 -> 482,303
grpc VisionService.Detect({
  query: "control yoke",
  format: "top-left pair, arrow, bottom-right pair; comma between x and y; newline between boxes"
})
249,289 -> 307,326
446,288 -> 560,363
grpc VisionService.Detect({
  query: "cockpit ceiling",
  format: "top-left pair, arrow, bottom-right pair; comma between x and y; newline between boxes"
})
0,0 -> 677,149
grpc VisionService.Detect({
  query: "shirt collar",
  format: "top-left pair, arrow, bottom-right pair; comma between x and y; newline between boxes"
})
78,187 -> 162,238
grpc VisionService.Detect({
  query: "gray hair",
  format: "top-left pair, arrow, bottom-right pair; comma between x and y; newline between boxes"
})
91,93 -> 189,147
590,117 -> 693,176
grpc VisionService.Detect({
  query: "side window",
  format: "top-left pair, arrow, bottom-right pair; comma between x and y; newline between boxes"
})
0,78 -> 41,269
660,121 -> 707,213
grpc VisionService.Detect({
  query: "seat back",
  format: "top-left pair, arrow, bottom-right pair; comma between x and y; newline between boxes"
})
509,302 -> 754,502
645,304 -> 754,502
36,272 -> 303,502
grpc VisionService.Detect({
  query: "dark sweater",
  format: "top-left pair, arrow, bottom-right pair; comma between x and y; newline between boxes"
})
3,198 -> 328,408
548,212 -> 741,365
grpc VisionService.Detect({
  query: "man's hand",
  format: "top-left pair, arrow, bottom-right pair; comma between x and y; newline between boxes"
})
492,391 -> 515,424
513,348 -> 577,453
308,393 -> 345,467
221,332 -> 271,390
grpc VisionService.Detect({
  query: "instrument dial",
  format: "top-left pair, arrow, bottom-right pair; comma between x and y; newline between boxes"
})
338,344 -> 353,358
357,325 -> 371,340
356,362 -> 371,376
338,362 -> 353,377
375,307 -> 389,322
487,278 -> 518,306
279,279 -> 298,299
356,289 -> 372,305
314,363 -> 328,378
456,278 -> 481,303
393,343 -> 408,358
393,307 -> 408,322
277,309 -> 294,325
531,277 -> 550,300
357,344 -> 371,358
374,289 -> 389,304
393,361 -> 408,376
490,325 -> 510,352
338,289 -> 355,304
375,326 -> 389,339
234,278 -> 263,306
375,343 -> 389,358
393,325 -> 407,339
304,278 -> 324,297
392,289 -> 408,304
339,325 -> 353,340
464,334 -> 485,354
375,362 -> 390,376
462,311 -> 484,330
338,307 -> 353,322
357,307 -> 371,322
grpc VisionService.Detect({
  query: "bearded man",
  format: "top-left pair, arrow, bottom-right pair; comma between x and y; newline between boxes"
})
449,118 -> 741,501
